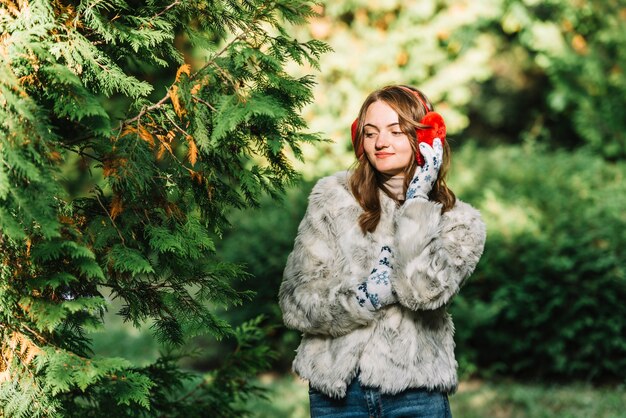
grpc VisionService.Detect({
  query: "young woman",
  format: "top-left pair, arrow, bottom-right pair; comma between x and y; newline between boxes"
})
279,85 -> 486,417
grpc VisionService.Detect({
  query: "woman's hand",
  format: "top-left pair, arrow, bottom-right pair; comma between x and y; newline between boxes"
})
406,138 -> 443,201
355,245 -> 397,311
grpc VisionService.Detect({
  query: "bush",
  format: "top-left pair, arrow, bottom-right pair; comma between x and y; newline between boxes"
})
216,180 -> 315,371
450,143 -> 626,383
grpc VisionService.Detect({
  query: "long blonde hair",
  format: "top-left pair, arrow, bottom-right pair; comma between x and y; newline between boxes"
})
349,85 -> 456,234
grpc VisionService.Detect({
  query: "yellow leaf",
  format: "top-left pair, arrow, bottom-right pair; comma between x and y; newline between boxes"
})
119,125 -> 137,139
175,64 -> 191,82
110,194 -> 123,220
18,334 -> 28,356
24,343 -> 42,364
169,85 -> 185,118
138,125 -> 155,147
186,136 -> 198,166
156,143 -> 167,160
396,50 -> 408,67
156,142 -> 174,160
190,82 -> 202,95
18,74 -> 37,86
2,331 -> 42,367
8,332 -> 19,350
3,0 -> 21,18
102,157 -> 127,178
48,150 -> 63,162
189,170 -> 203,184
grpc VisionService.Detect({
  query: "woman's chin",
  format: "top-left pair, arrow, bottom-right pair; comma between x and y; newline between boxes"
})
374,164 -> 405,176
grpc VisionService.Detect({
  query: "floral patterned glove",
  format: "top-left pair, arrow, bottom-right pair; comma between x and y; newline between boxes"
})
406,138 -> 443,201
355,246 -> 397,311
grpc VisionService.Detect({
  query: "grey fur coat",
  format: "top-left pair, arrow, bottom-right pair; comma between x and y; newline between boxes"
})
278,171 -> 486,399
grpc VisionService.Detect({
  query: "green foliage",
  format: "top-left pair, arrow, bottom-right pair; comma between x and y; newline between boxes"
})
43,317 -> 274,418
449,143 -> 626,382
217,180 -> 314,370
460,0 -> 626,159
1,0 -> 326,416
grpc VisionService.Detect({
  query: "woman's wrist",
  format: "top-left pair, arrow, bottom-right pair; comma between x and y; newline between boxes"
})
355,245 -> 397,311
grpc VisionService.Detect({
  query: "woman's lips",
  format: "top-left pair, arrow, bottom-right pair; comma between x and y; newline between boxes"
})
375,152 -> 395,159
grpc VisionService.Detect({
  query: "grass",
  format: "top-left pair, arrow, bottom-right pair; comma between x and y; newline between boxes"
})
451,379 -> 626,418
88,297 -> 626,417
244,373 -> 626,418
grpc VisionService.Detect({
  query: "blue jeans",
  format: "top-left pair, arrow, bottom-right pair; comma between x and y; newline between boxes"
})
309,377 -> 452,418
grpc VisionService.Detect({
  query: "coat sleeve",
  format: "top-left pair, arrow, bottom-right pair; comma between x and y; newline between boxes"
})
392,199 -> 486,311
278,179 -> 378,337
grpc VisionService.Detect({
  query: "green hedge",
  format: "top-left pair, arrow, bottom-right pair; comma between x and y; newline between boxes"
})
218,181 -> 314,371
451,143 -> 626,382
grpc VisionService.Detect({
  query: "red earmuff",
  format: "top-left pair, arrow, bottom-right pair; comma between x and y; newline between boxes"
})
350,88 -> 446,166
414,111 -> 446,166
350,118 -> 362,157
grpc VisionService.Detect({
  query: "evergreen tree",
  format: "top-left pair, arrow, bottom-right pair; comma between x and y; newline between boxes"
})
0,0 -> 328,416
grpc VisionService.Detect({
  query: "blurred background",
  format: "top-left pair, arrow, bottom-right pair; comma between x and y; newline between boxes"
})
91,0 -> 626,416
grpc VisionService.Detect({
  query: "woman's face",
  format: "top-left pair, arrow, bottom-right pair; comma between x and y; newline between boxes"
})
362,100 -> 413,177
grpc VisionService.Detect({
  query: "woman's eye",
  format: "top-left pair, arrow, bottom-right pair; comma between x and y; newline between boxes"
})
392,131 -> 404,136
364,132 -> 376,138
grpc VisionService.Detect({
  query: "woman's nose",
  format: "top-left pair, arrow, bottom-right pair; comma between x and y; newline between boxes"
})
375,131 -> 390,149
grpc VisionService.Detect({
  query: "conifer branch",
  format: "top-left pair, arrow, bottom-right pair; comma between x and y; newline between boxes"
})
93,192 -> 125,245
121,30 -> 248,130
164,378 -> 207,412
120,27 -> 254,132
0,323 -> 48,352
124,94 -> 171,126
191,32 -> 248,78
209,61 -> 243,92
163,112 -> 190,138
58,143 -> 103,163
118,2 -> 276,137
192,95 -> 216,111
62,134 -> 96,146
20,324 -> 48,346
153,0 -> 181,19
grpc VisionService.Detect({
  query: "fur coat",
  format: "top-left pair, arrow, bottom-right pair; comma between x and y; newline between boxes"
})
278,171 -> 486,399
